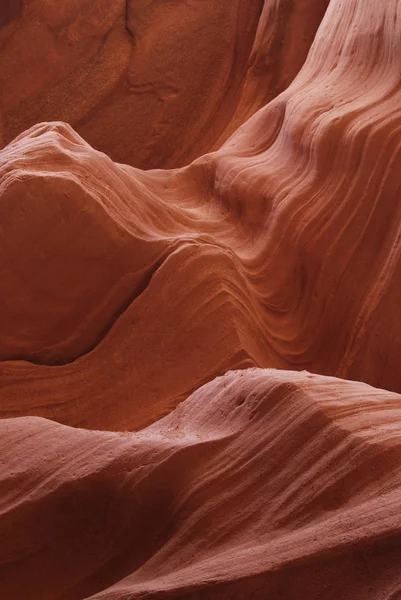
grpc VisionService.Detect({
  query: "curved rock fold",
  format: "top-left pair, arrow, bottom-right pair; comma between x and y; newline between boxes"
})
1,0 -> 401,598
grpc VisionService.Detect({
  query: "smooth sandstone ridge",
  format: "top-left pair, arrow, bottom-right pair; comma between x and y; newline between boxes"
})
2,369 -> 401,600
1,0 -> 401,598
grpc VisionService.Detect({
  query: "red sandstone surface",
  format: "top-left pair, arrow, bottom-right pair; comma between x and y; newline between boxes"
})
1,0 -> 401,598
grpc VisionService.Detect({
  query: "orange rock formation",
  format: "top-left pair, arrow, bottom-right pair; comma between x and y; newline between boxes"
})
0,0 -> 329,168
1,0 -> 401,598
3,370 -> 401,599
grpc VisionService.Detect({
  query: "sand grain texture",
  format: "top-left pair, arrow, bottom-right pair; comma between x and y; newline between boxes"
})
1,0 -> 401,598
2,370 -> 401,600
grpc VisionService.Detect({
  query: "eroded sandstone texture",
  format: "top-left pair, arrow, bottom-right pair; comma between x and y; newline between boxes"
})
0,0 -> 329,168
1,0 -> 401,598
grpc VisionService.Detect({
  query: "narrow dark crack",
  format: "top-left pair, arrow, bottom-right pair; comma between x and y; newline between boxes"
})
124,0 -> 135,43
0,240 -> 233,369
2,254 -> 167,368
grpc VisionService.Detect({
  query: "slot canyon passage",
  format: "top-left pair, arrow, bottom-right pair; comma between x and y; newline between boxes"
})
2,0 -> 401,598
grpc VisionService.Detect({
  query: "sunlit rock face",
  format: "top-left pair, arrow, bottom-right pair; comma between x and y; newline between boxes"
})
1,1 -> 401,599
3,369 -> 401,600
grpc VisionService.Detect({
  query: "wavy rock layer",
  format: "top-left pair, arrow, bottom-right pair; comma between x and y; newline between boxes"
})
0,0 -> 329,168
2,369 -> 401,600
0,1 -> 400,430
2,0 -> 401,598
